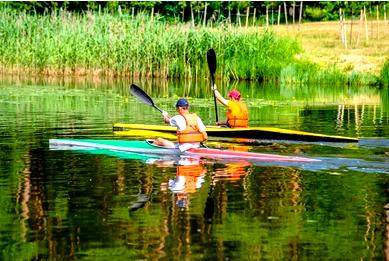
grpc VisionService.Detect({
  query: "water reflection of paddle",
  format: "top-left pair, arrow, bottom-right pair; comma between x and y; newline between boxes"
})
203,145 -> 252,223
204,184 -> 215,223
129,194 -> 151,212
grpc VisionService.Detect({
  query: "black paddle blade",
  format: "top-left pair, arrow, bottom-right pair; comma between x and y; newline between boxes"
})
130,84 -> 154,107
129,84 -> 163,113
207,49 -> 218,122
207,49 -> 216,76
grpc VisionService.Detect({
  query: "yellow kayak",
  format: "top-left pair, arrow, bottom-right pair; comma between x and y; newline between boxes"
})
113,123 -> 358,143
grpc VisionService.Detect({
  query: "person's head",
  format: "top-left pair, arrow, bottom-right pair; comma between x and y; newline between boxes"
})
175,98 -> 189,111
228,89 -> 241,101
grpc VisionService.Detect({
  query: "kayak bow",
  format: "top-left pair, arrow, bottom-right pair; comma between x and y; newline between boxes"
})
113,123 -> 358,143
49,139 -> 320,163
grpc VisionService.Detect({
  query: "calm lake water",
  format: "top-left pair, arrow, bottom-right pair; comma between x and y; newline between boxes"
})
1,76 -> 389,260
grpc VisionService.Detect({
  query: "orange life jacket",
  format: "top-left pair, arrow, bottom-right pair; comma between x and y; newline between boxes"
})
177,165 -> 204,177
176,165 -> 205,193
177,113 -> 207,143
226,101 -> 249,128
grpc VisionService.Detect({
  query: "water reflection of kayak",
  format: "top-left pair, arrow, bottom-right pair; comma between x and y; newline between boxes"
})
113,123 -> 358,143
49,138 -> 320,163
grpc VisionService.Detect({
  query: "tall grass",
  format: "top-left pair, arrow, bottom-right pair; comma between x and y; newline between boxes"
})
380,58 -> 389,87
0,9 -> 299,82
0,8 -> 382,85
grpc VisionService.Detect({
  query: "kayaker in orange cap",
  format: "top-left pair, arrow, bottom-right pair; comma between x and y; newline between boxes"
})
154,98 -> 208,151
211,84 -> 248,128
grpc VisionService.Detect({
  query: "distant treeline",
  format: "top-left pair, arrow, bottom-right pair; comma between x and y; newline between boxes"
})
1,1 -> 388,25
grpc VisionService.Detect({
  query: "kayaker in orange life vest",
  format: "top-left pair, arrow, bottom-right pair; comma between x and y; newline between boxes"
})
154,98 -> 208,151
211,84 -> 249,128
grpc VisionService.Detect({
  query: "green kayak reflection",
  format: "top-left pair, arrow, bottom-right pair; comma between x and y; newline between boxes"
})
48,138 -> 320,164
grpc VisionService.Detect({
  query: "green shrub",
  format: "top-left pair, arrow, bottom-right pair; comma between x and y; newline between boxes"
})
380,59 -> 389,87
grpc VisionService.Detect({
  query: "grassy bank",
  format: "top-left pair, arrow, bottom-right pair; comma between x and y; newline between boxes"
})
0,9 -> 386,86
381,59 -> 389,86
274,21 -> 389,86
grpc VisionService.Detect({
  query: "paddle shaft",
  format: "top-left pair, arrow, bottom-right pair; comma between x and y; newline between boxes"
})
211,76 -> 219,123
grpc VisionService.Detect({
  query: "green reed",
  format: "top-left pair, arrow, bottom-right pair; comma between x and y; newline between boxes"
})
381,58 -> 389,87
0,8 -> 382,85
0,9 -> 298,81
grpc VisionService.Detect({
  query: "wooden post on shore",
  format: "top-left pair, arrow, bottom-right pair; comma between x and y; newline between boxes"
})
190,3 -> 195,27
245,6 -> 249,29
364,6 -> 369,42
228,8 -> 231,24
299,1 -> 303,25
203,3 -> 207,27
292,1 -> 295,24
340,9 -> 345,47
339,8 -> 344,47
376,5 -> 380,40
266,6 -> 269,28
369,5 -> 374,40
151,7 -> 154,22
182,5 -> 185,23
349,8 -> 353,47
356,9 -> 363,47
284,2 -> 288,25
384,4 -> 388,33
252,8 -> 256,26
237,8 -> 241,27
278,5 -> 281,26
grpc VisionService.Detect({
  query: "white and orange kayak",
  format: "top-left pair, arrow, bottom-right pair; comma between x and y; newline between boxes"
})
49,139 -> 320,163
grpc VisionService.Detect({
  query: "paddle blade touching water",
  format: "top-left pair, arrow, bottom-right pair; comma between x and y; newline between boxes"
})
130,84 -> 164,114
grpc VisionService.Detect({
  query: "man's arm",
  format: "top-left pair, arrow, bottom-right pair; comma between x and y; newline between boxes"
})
197,117 -> 208,140
162,111 -> 171,124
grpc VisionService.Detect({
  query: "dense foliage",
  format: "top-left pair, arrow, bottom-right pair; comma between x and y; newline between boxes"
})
0,1 -> 388,23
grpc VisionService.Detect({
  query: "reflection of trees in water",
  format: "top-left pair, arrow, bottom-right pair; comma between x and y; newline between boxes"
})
16,145 -> 78,259
243,166 -> 303,260
15,147 -> 180,259
124,164 -> 175,259
12,144 -> 389,260
243,166 -> 302,219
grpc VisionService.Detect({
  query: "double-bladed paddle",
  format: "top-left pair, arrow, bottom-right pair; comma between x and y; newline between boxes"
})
129,84 -> 164,114
207,48 -> 218,123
